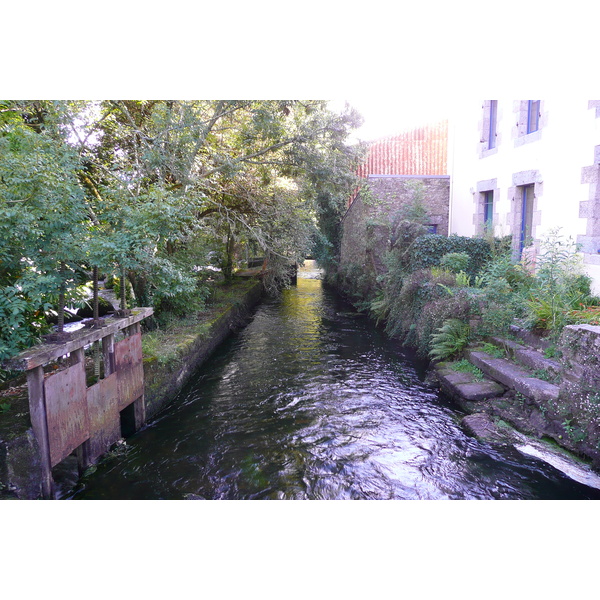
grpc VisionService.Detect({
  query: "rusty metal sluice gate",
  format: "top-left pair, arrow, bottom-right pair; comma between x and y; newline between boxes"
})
8,308 -> 153,499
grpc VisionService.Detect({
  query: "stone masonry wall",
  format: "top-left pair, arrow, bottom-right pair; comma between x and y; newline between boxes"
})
556,324 -> 600,465
339,176 -> 450,297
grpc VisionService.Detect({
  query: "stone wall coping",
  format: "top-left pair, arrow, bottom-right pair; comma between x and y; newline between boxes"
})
6,307 -> 154,372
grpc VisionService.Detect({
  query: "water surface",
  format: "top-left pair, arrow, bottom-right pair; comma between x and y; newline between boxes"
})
70,263 -> 600,500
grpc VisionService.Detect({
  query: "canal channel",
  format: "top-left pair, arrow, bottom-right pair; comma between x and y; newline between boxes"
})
67,262 -> 600,500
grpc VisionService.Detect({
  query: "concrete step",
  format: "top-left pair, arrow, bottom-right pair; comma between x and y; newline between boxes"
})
486,336 -> 562,380
465,349 -> 560,406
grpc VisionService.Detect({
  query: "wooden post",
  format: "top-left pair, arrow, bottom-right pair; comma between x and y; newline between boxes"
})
102,333 -> 115,376
26,366 -> 54,499
69,347 -> 85,367
133,395 -> 146,431
128,322 -> 145,429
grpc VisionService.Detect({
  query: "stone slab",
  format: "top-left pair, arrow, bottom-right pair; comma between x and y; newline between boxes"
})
466,350 -> 559,405
434,364 -> 505,402
487,337 -> 561,377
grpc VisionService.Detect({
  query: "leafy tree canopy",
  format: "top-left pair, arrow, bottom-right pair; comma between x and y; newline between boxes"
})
0,99 -> 364,360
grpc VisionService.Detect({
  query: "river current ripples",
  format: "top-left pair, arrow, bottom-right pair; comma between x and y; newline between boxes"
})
70,262 -> 600,500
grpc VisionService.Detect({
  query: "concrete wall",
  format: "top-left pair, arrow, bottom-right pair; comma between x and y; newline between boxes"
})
449,99 -> 600,292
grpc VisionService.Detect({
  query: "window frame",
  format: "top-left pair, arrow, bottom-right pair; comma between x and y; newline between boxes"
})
527,100 -> 540,134
488,100 -> 498,149
520,184 -> 535,252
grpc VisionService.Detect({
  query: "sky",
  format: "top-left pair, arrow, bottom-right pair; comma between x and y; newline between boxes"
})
329,98 -> 452,143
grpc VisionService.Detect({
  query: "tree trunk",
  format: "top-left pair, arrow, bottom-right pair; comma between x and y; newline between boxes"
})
57,263 -> 66,333
93,266 -> 100,320
223,227 -> 235,280
120,266 -> 126,310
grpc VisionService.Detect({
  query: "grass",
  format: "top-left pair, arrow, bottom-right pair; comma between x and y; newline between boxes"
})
480,342 -> 506,358
450,359 -> 485,381
141,279 -> 259,368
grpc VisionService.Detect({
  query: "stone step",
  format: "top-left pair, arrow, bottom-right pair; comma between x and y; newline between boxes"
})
509,324 -> 552,351
486,336 -> 562,379
465,349 -> 560,406
433,361 -> 505,403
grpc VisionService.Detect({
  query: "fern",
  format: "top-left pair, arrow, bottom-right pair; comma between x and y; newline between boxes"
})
429,318 -> 470,361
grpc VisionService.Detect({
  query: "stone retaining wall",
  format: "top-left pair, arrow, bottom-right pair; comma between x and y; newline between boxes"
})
143,281 -> 264,420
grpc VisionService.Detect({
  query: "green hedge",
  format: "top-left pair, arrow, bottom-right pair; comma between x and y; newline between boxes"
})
409,234 -> 492,277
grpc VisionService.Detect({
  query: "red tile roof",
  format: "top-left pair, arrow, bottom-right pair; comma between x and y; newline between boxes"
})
357,121 -> 448,178
348,121 -> 448,207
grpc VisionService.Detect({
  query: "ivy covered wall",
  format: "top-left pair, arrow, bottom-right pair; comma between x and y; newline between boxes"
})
338,175 -> 450,300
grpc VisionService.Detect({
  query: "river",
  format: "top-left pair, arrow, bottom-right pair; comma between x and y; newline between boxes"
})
68,262 -> 600,500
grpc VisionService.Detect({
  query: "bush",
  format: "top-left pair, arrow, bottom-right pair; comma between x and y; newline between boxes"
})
524,229 -> 589,335
414,290 -> 472,356
440,252 -> 470,274
410,234 -> 492,278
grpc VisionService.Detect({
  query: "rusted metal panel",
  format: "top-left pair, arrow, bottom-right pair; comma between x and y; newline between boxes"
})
86,373 -> 121,462
44,362 -> 89,467
115,333 -> 144,410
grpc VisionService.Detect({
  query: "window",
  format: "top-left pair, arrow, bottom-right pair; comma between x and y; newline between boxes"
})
488,100 -> 498,149
426,224 -> 438,234
481,100 -> 498,153
520,185 -> 535,252
527,100 -> 540,134
515,101 -> 543,145
483,190 -> 493,231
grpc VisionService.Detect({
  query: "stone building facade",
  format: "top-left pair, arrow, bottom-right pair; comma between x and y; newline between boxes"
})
450,99 -> 600,292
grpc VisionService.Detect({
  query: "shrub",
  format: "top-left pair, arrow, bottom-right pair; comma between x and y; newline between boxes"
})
410,234 -> 492,278
414,290 -> 472,356
385,268 -> 456,340
429,318 -> 471,361
524,229 -> 589,335
440,252 -> 470,274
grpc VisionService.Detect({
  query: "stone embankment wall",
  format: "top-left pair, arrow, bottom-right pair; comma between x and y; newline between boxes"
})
434,323 -> 600,469
556,324 -> 600,461
143,281 -> 264,420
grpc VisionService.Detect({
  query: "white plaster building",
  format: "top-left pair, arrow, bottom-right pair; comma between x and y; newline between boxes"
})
448,100 -> 600,292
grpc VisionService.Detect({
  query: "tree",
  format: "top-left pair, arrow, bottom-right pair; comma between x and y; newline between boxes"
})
0,99 -> 364,358
0,101 -> 92,356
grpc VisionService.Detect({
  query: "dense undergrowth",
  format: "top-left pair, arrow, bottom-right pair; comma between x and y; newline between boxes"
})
338,227 -> 600,362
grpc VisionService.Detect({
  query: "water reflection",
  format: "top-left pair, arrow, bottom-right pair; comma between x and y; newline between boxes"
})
71,263 -> 600,500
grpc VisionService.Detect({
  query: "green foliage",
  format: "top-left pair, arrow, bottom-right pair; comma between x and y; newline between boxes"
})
410,234 -> 492,278
440,252 -> 470,274
524,229 -> 588,334
0,100 -> 363,357
414,290 -> 472,356
429,318 -> 471,361
480,342 -> 505,358
451,359 -> 484,381
471,248 -> 534,338
543,345 -> 561,359
0,107 -> 88,357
